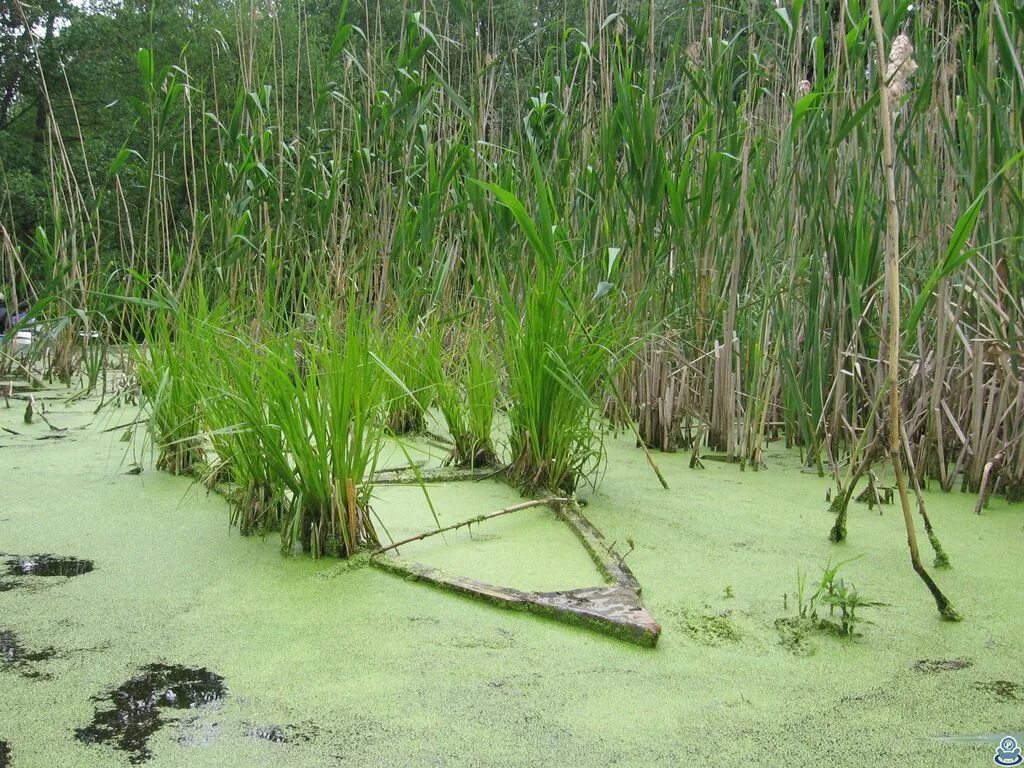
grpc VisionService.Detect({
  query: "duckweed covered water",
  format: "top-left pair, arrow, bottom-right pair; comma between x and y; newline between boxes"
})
1,391 -> 1023,766
372,482 -> 605,593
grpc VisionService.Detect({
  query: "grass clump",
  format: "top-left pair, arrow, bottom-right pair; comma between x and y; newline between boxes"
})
500,269 -> 612,494
265,307 -> 385,557
484,172 -> 626,495
134,294 -> 208,475
378,317 -> 433,436
199,324 -> 288,537
426,324 -> 499,468
137,294 -> 388,558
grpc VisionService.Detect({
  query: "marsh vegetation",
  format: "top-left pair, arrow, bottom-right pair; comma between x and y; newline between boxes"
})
2,0 -> 1022,605
1,0 -> 1023,762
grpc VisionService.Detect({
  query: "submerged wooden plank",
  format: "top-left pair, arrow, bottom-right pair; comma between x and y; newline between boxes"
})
371,465 -> 505,485
371,500 -> 661,647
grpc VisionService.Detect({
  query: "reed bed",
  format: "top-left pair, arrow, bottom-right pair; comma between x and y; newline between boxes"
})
2,1 -> 1022,568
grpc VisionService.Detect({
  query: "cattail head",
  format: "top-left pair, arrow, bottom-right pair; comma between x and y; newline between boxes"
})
885,34 -> 918,106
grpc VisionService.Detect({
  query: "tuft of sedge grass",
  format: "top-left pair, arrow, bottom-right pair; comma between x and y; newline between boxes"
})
377,316 -> 434,436
134,292 -> 208,475
263,304 -> 386,557
482,166 -> 625,495
139,289 -> 388,558
197,319 -> 289,537
425,322 -> 500,468
499,265 -> 615,495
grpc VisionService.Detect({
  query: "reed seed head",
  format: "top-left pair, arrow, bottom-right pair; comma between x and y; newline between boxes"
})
886,34 -> 918,106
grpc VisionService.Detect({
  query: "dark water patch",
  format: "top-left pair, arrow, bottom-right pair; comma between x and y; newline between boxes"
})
75,664 -> 226,764
4,554 -> 94,578
974,680 -> 1022,702
0,740 -> 10,767
245,722 -> 318,745
0,630 -> 56,678
913,658 -> 973,674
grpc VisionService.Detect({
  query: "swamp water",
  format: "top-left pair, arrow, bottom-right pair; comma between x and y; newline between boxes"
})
1,388 -> 1022,766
